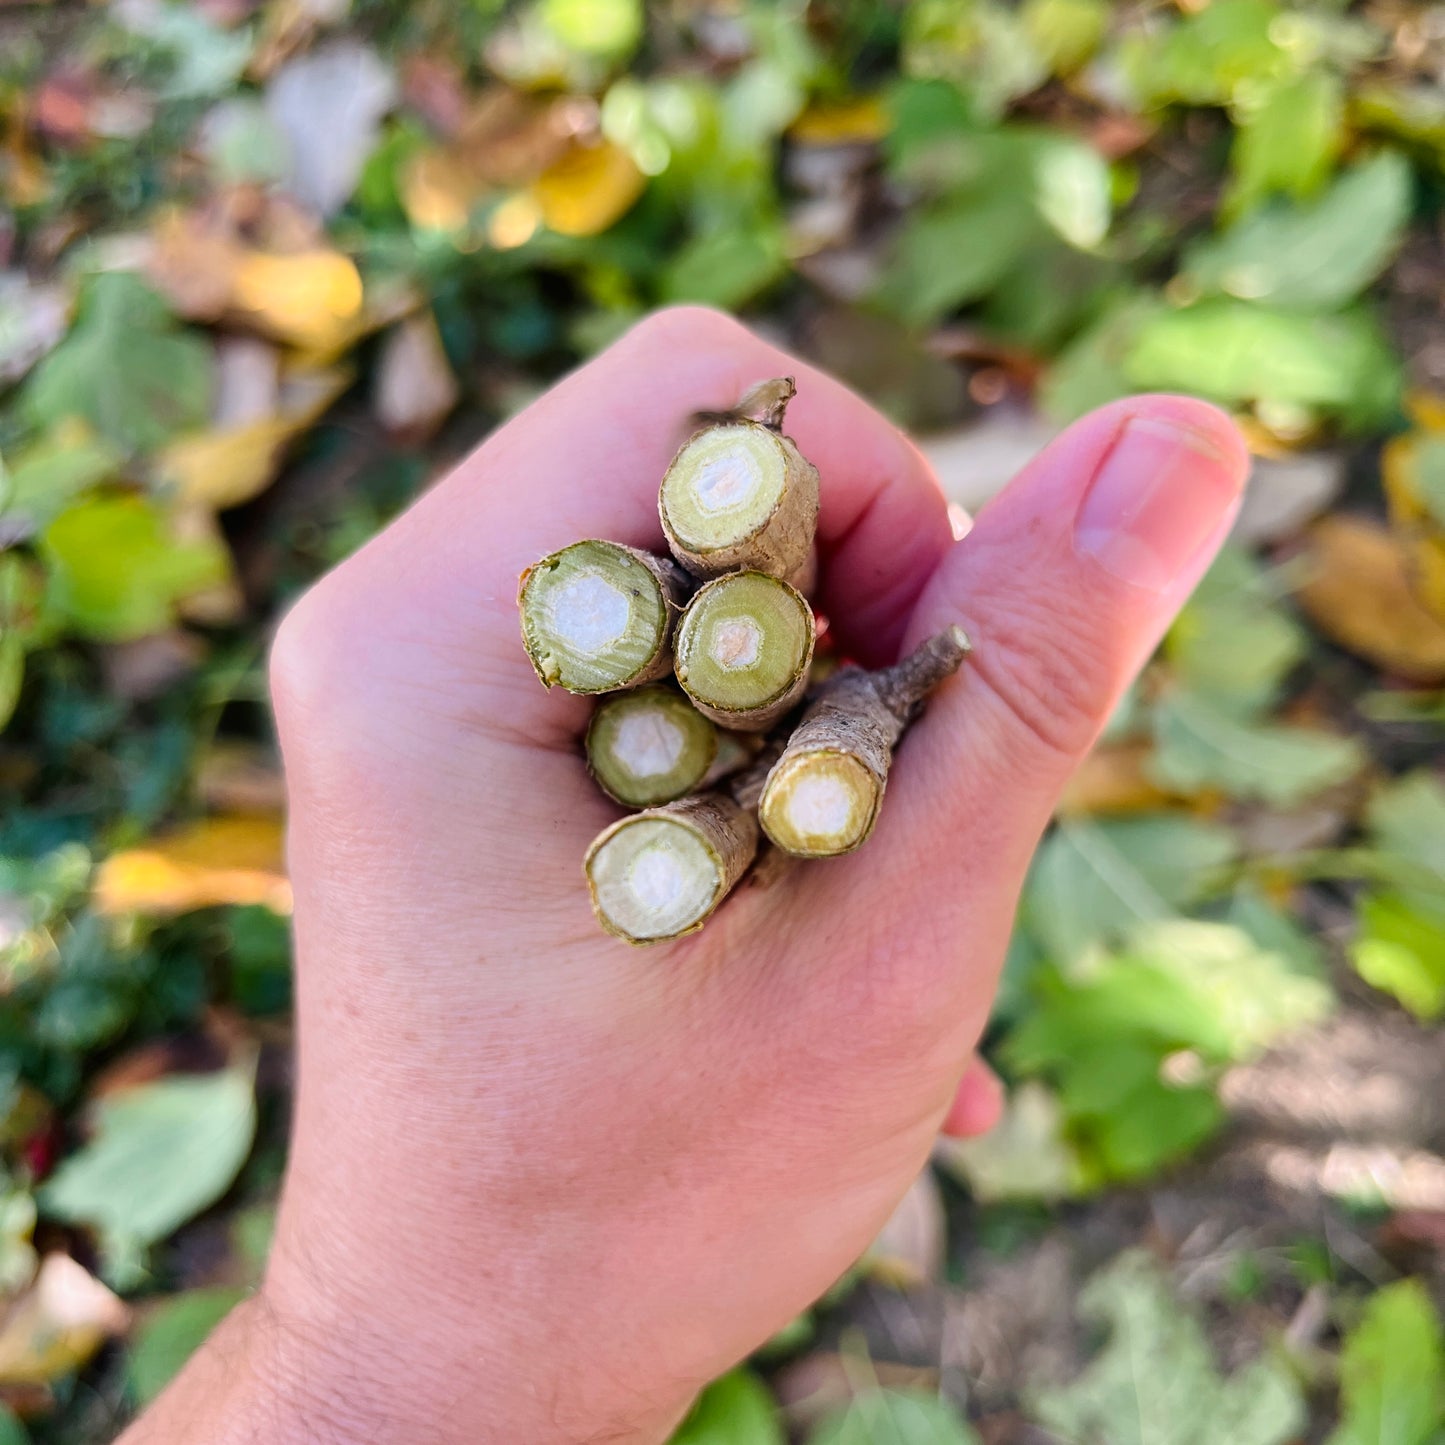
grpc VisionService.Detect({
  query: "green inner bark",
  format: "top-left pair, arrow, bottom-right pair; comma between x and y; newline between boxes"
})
661,425 -> 787,553
676,572 -> 811,712
587,686 -> 718,807
587,816 -> 721,941
520,541 -> 668,693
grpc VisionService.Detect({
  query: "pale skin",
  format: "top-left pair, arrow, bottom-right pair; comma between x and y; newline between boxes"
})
122,307 -> 1248,1445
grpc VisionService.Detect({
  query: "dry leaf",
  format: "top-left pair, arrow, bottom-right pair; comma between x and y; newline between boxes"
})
373,311 -> 458,439
0,1254 -> 129,1387
93,816 -> 290,917
1295,516 -> 1445,682
1057,741 -> 1173,817
531,139 -> 644,238
1382,419 -> 1445,622
156,362 -> 351,510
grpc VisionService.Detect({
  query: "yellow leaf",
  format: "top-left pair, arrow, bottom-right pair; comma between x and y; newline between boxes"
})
0,1254 -> 129,1387
155,364 -> 351,511
530,140 -> 644,238
94,817 -> 291,918
1295,516 -> 1445,683
230,251 -> 365,351
788,96 -> 889,145
401,147 -> 485,233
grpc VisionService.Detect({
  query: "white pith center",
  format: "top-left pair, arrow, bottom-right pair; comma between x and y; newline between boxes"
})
692,453 -> 761,514
548,573 -> 630,653
786,774 -> 855,838
613,712 -> 686,778
709,618 -> 762,671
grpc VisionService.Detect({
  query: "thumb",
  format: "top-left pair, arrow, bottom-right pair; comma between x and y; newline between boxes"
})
851,396 -> 1249,1004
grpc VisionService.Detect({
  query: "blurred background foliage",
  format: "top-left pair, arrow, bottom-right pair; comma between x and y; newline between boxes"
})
0,0 -> 1444,1439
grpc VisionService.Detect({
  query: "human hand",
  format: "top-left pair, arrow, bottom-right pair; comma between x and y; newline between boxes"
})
127,307 -> 1247,1444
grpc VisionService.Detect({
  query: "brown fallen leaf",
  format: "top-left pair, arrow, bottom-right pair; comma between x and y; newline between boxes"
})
373,311 -> 459,440
93,816 -> 290,917
0,1255 -> 129,1387
1057,741 -> 1175,816
1294,515 -> 1445,682
1382,412 -> 1445,623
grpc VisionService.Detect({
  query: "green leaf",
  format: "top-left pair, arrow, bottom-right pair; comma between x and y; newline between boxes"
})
1034,136 -> 1111,249
809,1389 -> 979,1445
0,1407 -> 28,1445
39,494 -> 228,642
1329,1280 -> 1445,1445
1041,296 -> 1157,423
0,632 -> 22,735
1165,546 -> 1307,715
659,227 -> 788,310
0,427 -> 124,536
1225,70 -> 1344,219
671,1371 -> 783,1445
1151,690 -> 1364,806
23,274 -> 214,455
1189,152 -> 1412,310
1350,893 -> 1445,1021
1223,887 -> 1325,977
1029,1250 -> 1306,1445
901,0 -> 1047,119
1367,772 -> 1445,885
128,1287 -> 248,1406
38,1061 -> 257,1280
1022,815 -> 1239,966
1020,0 -> 1107,74
874,191 -> 1039,328
1124,300 -> 1401,429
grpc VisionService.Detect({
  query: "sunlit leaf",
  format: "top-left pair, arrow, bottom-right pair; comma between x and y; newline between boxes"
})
1328,1280 -> 1445,1445
230,252 -> 366,352
23,273 -> 214,454
128,1287 -> 247,1405
1225,70 -> 1343,219
93,816 -> 290,918
901,0 -> 1046,118
40,494 -> 229,643
0,421 -> 124,536
671,1370 -> 783,1445
1020,0 -> 1107,75
1125,301 -> 1401,428
1123,0 -> 1288,109
38,1059 -> 258,1279
1029,1250 -> 1306,1445
1351,893 -> 1445,1021
540,0 -> 641,60
1189,152 -> 1411,309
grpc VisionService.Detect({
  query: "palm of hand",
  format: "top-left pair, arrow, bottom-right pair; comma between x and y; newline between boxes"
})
262,308 -> 1244,1441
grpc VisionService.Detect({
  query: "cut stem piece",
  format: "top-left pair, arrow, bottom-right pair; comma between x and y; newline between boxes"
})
585,794 -> 758,944
659,378 -> 819,583
585,685 -> 718,808
674,570 -> 816,731
759,626 -> 971,858
519,540 -> 689,694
